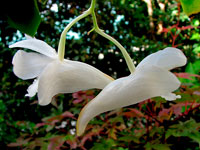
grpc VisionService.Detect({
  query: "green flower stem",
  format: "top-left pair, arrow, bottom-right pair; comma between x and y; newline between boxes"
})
58,0 -> 136,74
91,3 -> 135,73
95,28 -> 135,73
58,10 -> 91,61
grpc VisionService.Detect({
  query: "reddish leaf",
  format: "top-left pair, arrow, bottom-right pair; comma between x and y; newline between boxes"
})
48,136 -> 66,150
36,122 -> 48,128
61,111 -> 76,120
175,72 -> 200,80
123,108 -> 145,118
193,91 -> 200,96
44,111 -> 75,123
79,127 -> 103,147
159,102 -> 200,121
72,90 -> 95,104
162,25 -> 196,33
158,108 -> 172,119
7,136 -> 31,147
66,140 -> 77,149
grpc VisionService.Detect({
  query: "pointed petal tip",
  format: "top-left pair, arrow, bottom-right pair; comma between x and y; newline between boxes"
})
9,42 -> 20,48
75,123 -> 86,137
104,73 -> 114,81
76,107 -> 87,136
76,100 -> 96,136
76,127 -> 82,137
9,44 -> 13,48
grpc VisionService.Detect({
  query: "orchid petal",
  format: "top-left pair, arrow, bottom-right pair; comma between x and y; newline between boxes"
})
76,64 -> 180,136
137,47 -> 187,70
12,50 -> 54,79
25,79 -> 39,97
25,34 -> 35,39
9,39 -> 57,58
38,60 -> 114,106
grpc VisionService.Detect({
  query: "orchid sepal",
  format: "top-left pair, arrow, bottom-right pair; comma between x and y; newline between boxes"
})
76,47 -> 187,136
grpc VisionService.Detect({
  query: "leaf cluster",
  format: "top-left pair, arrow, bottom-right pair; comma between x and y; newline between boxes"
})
0,0 -> 200,149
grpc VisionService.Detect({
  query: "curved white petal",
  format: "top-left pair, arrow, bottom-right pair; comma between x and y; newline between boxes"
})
76,64 -> 180,136
9,39 -> 57,58
25,79 -> 39,97
137,47 -> 187,70
12,50 -> 54,80
37,60 -> 114,106
25,34 -> 35,39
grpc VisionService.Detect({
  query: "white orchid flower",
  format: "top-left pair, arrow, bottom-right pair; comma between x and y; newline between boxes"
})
10,38 -> 114,105
76,47 -> 187,136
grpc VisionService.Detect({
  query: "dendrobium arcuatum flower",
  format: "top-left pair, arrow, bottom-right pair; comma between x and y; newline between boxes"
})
76,47 -> 187,136
10,38 -> 114,105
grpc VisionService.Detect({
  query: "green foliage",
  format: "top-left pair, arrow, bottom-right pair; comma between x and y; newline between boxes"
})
144,142 -> 171,150
0,0 -> 41,36
180,0 -> 200,16
0,0 -> 200,149
90,139 -> 116,150
166,119 -> 200,143
180,61 -> 200,86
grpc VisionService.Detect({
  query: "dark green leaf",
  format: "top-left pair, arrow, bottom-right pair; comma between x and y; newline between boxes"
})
166,119 -> 200,144
1,0 -> 41,36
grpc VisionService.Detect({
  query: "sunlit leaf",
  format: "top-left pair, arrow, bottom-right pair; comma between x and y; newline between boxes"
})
193,46 -> 200,53
190,33 -> 200,40
180,0 -> 200,16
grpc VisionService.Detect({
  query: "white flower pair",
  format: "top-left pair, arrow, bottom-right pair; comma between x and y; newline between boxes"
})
10,38 -> 187,136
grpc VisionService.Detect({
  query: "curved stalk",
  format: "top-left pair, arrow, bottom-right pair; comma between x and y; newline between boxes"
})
58,10 -> 91,61
95,28 -> 135,73
91,6 -> 135,73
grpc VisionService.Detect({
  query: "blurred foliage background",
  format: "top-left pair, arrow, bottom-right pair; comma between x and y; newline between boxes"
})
1,0 -> 200,149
